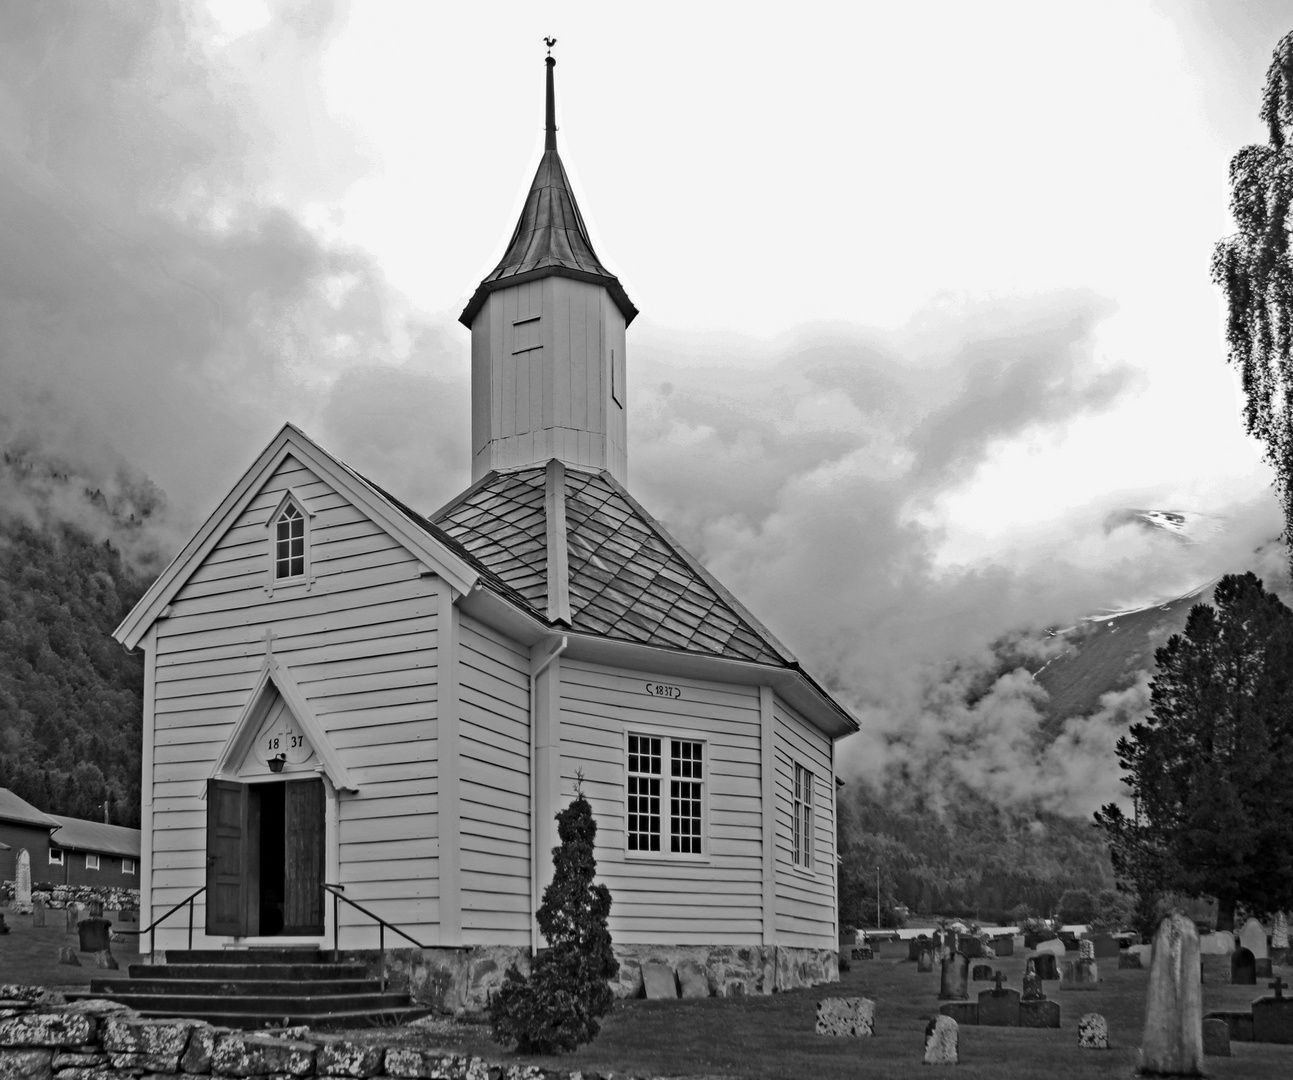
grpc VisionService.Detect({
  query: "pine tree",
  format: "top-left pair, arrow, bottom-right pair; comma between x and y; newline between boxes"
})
1095,572 -> 1293,931
489,789 -> 619,1054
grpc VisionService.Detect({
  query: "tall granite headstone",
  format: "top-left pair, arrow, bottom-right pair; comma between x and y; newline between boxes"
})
1139,913 -> 1203,1077
31,897 -> 44,928
1231,947 -> 1257,985
917,947 -> 935,973
939,950 -> 969,1000
13,850 -> 31,914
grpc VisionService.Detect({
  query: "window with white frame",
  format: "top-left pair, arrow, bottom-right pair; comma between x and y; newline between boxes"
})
85,853 -> 100,871
274,502 -> 306,580
792,763 -> 814,870
123,858 -> 136,875
49,848 -> 64,866
627,733 -> 705,856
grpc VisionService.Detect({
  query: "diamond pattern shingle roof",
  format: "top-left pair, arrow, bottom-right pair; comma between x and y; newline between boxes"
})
434,466 -> 789,667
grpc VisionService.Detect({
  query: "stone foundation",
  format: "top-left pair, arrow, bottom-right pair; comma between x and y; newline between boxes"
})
354,943 -> 838,1016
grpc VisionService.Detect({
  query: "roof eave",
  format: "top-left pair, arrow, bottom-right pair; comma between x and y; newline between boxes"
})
459,266 -> 638,329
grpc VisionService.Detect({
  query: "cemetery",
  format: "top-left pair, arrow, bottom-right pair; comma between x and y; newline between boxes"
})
4,901 -> 1293,1077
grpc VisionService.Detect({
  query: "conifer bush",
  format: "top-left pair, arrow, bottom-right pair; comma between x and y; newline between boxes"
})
489,789 -> 619,1053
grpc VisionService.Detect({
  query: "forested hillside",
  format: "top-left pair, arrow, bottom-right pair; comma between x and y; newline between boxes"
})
837,777 -> 1114,926
0,449 -> 166,827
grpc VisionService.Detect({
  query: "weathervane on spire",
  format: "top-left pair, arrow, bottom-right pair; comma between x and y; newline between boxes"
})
544,37 -> 556,56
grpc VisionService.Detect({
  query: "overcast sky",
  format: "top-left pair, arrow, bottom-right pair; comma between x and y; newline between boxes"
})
2,0 -> 1290,813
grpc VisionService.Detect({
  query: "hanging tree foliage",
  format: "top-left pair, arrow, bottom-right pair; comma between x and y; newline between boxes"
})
1214,32 -> 1293,558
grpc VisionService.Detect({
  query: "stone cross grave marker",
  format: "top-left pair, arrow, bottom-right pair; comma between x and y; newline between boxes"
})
1139,913 -> 1203,1076
13,850 -> 31,913
978,970 -> 1021,1027
1252,975 -> 1293,1045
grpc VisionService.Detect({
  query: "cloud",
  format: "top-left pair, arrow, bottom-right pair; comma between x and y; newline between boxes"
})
0,3 -> 1283,825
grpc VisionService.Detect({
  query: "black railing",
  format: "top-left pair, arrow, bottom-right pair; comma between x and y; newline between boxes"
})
322,883 -> 425,991
116,885 -> 206,955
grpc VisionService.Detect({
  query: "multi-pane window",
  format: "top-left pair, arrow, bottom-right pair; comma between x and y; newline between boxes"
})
275,503 -> 305,579
627,733 -> 704,856
793,763 -> 814,870
123,858 -> 136,875
85,853 -> 100,871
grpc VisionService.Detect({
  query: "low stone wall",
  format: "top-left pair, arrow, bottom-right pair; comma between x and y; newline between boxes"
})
352,944 -> 838,1016
2,883 -> 140,911
0,986 -> 615,1080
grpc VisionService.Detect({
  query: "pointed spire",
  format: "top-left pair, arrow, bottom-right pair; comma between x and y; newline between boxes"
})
460,45 -> 637,328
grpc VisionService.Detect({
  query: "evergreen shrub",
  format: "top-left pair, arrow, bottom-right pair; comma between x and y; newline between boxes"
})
489,790 -> 619,1053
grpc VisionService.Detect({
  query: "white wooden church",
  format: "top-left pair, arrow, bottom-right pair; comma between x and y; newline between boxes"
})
115,52 -> 857,998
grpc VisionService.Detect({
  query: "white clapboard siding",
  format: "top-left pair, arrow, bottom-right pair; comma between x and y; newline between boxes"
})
559,660 -> 763,946
456,615 -> 532,945
148,454 -> 443,950
772,697 -> 836,948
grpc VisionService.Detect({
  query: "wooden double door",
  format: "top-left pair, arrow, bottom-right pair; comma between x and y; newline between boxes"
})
206,778 -> 324,937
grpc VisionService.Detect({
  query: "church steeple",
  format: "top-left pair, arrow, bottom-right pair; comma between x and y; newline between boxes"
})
461,46 -> 635,485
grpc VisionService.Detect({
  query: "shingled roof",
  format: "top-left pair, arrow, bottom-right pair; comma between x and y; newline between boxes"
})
433,462 -> 792,667
459,54 -> 636,329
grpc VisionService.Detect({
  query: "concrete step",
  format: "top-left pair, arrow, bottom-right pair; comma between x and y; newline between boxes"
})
128,963 -> 372,981
162,949 -> 329,965
86,990 -> 413,1017
91,978 -> 382,997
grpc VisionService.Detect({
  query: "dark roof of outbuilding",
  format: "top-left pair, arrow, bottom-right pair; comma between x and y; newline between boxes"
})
433,463 -> 792,667
49,816 -> 141,859
0,788 -> 57,829
460,56 -> 636,329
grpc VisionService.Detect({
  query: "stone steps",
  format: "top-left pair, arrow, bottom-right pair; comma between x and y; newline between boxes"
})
79,948 -> 422,1029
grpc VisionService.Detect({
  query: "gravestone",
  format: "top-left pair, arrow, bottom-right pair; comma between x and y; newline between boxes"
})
977,971 -> 1020,1027
1273,911 -> 1289,965
95,950 -> 118,970
1078,939 -> 1095,960
1078,1013 -> 1109,1049
991,935 -> 1013,957
1035,938 -> 1066,957
1239,917 -> 1268,960
938,1001 -> 977,1025
31,898 -> 45,928
971,964 -> 993,981
1060,958 -> 1099,990
815,997 -> 874,1037
56,946 -> 80,966
939,951 -> 969,1000
1252,975 -> 1293,1044
959,936 -> 983,959
641,963 -> 678,1000
13,850 -> 31,914
909,935 -> 930,961
1089,933 -> 1120,959
1202,1017 -> 1231,1056
677,959 -> 708,999
1139,913 -> 1203,1077
1199,931 -> 1235,956
1022,969 -> 1045,1001
1205,1010 -> 1253,1042
1231,947 -> 1257,985
917,948 -> 935,973
1020,999 -> 1061,1028
65,905 -> 79,932
1119,951 -> 1143,970
922,1015 -> 958,1065
1030,952 -> 1059,980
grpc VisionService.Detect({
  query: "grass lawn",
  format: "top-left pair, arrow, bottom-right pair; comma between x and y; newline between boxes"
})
0,908 -> 139,990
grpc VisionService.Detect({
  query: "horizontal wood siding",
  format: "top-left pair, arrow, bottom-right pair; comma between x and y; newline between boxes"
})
773,698 -> 836,948
560,660 -> 763,945
457,615 -> 532,945
150,454 -> 440,949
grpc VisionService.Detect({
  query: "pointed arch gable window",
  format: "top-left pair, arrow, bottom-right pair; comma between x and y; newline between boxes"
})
264,490 -> 315,593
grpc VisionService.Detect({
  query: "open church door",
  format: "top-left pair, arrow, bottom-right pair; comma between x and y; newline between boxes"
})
282,778 -> 325,935
206,779 -> 249,936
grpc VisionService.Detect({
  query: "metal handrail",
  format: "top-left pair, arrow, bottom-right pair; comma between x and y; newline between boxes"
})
323,883 -> 425,991
115,885 -> 207,955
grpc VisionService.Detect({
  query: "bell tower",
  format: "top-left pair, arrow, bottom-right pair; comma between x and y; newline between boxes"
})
460,45 -> 637,485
